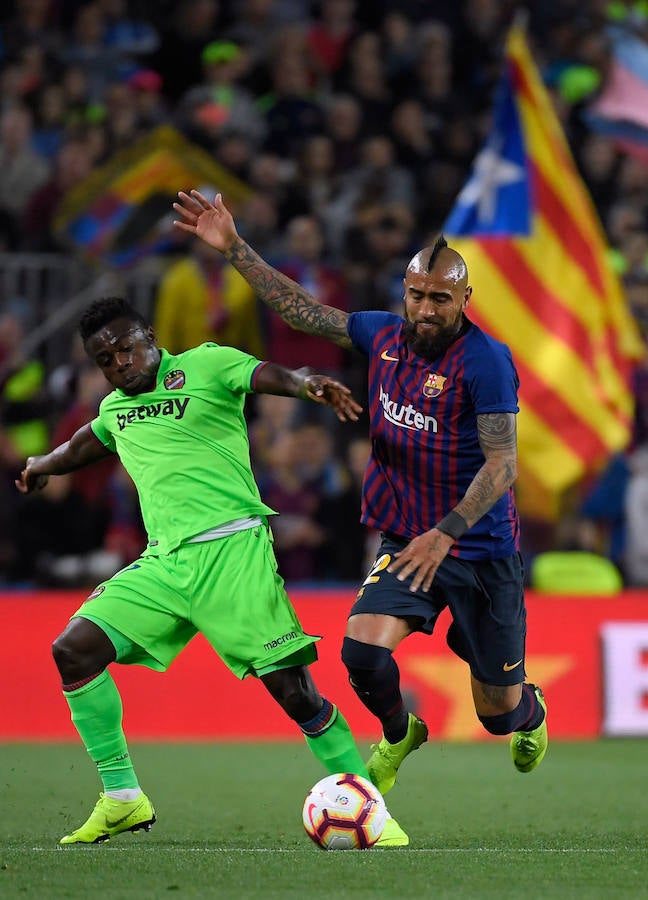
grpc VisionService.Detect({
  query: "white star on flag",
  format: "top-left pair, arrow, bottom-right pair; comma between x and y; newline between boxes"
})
454,139 -> 526,226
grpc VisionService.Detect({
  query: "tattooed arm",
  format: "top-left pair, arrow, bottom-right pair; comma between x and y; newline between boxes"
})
173,190 -> 353,349
388,412 -> 518,592
453,412 -> 518,527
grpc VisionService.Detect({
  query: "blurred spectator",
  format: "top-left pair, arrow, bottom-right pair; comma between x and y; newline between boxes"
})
153,237 -> 264,356
31,83 -> 67,161
262,41 -> 326,156
326,134 -> 415,257
319,434 -> 379,581
279,134 -> 339,227
21,136 -> 93,252
324,92 -> 363,170
127,69 -> 168,130
50,360 -> 116,515
180,39 -> 266,150
58,1 -> 127,102
101,0 -> 160,58
9,473 -> 109,586
151,0 -> 221,103
223,0 -> 290,92
262,428 -> 326,582
0,105 -> 50,247
267,215 -> 351,373
336,30 -> 392,133
249,392 -> 301,487
307,0 -> 358,83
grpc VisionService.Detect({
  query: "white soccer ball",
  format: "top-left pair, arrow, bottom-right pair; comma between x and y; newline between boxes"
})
302,773 -> 387,850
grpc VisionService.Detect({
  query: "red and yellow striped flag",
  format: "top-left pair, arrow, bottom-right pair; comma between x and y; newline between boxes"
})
445,22 -> 644,520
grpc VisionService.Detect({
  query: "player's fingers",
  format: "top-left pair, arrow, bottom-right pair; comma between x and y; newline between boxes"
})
395,561 -> 418,583
172,202 -> 197,222
323,378 -> 351,395
190,189 -> 213,209
408,565 -> 427,592
177,190 -> 202,210
388,553 -> 410,574
172,220 -> 195,235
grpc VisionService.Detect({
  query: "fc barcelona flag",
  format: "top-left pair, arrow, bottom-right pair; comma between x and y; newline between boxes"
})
444,22 -> 644,520
54,126 -> 251,267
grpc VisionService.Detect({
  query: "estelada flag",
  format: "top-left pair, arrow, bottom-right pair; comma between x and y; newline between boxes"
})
444,22 -> 644,520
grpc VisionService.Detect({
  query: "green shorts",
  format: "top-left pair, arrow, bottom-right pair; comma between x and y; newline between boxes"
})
73,522 -> 320,679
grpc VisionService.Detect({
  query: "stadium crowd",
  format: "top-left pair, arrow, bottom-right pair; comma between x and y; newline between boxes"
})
1,0 -> 648,589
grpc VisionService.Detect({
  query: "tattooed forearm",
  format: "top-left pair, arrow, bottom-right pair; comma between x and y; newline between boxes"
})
453,413 -> 517,527
225,237 -> 352,348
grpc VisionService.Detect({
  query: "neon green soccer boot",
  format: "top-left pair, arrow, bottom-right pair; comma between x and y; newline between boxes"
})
60,792 -> 156,844
510,686 -> 548,773
374,815 -> 409,848
367,713 -> 429,795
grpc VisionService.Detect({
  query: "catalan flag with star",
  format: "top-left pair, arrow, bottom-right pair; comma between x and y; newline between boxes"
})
444,21 -> 644,520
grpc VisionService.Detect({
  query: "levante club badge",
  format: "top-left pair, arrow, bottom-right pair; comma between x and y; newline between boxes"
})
422,373 -> 447,399
164,370 -> 186,390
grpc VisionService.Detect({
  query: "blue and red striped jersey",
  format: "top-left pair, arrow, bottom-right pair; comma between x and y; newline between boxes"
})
347,311 -> 520,559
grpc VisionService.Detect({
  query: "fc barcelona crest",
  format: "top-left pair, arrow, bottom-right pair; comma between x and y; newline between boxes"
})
422,372 -> 447,398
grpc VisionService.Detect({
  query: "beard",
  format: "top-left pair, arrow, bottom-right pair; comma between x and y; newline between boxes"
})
402,318 -> 465,362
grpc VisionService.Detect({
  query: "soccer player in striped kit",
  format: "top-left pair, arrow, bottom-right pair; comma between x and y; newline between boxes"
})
174,190 -> 549,798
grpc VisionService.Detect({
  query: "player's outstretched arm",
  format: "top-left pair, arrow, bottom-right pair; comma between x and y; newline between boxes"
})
15,423 -> 114,494
254,363 -> 363,423
173,190 -> 353,349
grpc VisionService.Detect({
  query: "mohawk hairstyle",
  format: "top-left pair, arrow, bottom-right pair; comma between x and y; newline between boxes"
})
79,297 -> 148,343
426,234 -> 448,273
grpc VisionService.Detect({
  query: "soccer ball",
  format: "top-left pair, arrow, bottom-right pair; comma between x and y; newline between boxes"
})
302,773 -> 387,850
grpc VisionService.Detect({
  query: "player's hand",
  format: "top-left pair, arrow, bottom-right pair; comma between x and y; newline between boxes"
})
15,458 -> 49,494
302,374 -> 363,423
387,528 -> 455,592
172,190 -> 239,252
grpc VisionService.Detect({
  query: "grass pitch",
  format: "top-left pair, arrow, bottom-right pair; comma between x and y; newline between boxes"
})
1,740 -> 647,899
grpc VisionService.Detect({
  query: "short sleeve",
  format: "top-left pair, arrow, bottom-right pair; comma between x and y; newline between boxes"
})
194,342 -> 263,394
348,311 -> 401,354
470,343 -> 519,414
90,416 -> 117,452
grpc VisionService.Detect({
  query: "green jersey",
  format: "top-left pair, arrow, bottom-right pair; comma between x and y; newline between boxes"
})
91,343 -> 276,556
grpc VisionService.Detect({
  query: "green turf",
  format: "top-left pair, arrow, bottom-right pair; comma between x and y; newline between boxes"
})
1,740 -> 647,899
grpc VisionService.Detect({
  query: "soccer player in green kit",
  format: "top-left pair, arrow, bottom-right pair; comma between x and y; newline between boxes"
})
15,297 -> 408,847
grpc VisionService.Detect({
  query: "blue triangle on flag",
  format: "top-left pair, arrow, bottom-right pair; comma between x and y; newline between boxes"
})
444,65 -> 532,237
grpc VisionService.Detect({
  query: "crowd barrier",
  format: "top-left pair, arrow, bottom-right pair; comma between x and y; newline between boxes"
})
3,589 -> 648,740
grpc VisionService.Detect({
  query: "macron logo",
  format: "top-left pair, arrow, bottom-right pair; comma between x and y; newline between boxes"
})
379,385 -> 437,433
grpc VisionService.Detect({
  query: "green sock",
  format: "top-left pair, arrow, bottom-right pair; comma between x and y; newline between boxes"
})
303,703 -> 370,780
63,670 -> 139,792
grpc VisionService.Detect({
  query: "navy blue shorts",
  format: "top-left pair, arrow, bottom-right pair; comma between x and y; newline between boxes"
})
349,534 -> 527,686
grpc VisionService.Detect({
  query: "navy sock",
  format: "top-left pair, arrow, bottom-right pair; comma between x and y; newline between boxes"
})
342,638 -> 407,742
478,683 -> 545,736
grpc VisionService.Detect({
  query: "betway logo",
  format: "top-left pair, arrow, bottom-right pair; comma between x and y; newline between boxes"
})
117,397 -> 189,431
379,386 -> 437,432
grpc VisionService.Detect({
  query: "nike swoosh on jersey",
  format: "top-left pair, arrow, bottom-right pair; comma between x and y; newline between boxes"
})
380,349 -> 399,361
